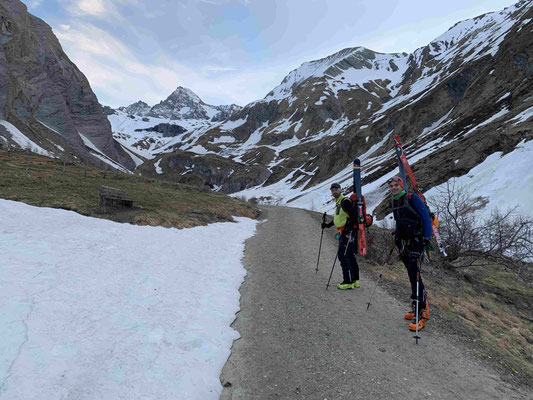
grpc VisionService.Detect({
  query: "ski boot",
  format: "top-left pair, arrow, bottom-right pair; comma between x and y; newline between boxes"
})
409,311 -> 427,331
337,282 -> 355,290
404,299 -> 429,320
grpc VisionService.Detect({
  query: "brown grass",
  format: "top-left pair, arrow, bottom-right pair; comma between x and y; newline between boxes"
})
0,150 -> 259,228
365,233 -> 533,387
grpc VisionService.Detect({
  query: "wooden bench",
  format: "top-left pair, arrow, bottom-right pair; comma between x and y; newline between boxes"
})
99,185 -> 133,209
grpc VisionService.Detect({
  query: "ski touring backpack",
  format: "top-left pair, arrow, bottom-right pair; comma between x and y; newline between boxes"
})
349,193 -> 373,228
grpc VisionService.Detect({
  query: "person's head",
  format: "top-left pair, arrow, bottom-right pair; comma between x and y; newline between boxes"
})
330,182 -> 342,198
387,176 -> 404,196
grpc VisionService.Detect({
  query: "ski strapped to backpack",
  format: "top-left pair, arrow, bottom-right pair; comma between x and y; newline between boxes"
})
393,135 -> 447,256
352,158 -> 369,256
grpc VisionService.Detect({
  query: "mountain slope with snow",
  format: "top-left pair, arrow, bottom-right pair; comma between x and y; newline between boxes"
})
109,1 -> 532,220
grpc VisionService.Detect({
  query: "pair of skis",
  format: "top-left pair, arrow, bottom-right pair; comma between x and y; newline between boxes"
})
353,159 -> 367,256
393,135 -> 447,256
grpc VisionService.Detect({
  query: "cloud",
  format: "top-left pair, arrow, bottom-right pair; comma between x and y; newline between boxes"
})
60,0 -> 137,20
55,23 -> 131,59
53,21 -> 275,107
77,0 -> 105,16
65,0 -> 106,17
27,0 -> 44,7
201,65 -> 236,73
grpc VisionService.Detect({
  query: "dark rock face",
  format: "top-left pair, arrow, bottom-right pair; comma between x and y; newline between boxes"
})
137,150 -> 272,193
101,105 -> 117,116
120,101 -> 151,116
0,0 -> 134,168
211,104 -> 242,122
134,123 -> 187,137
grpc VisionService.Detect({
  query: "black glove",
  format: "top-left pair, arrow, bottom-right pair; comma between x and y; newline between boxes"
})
321,220 -> 333,229
423,238 -> 435,252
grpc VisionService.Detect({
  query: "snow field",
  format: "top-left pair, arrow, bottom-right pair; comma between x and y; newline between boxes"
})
0,200 -> 258,399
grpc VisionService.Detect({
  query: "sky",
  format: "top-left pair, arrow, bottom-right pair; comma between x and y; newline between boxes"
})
24,0 -> 518,108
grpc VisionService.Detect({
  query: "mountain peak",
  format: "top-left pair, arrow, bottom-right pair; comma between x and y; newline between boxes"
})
264,45 -> 409,101
119,100 -> 151,116
169,86 -> 203,103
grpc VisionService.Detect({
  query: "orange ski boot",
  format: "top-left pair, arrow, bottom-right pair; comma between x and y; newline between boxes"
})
409,315 -> 427,331
405,299 -> 429,320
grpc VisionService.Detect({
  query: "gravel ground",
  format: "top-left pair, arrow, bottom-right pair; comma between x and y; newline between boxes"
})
220,205 -> 531,400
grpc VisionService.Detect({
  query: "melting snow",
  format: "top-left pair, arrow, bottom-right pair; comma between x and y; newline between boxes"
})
0,200 -> 257,400
510,106 -> 533,123
425,139 -> 533,218
211,136 -> 236,144
0,120 -> 54,157
154,158 -> 163,174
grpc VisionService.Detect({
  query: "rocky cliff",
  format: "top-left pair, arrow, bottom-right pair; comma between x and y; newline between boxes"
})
0,0 -> 134,169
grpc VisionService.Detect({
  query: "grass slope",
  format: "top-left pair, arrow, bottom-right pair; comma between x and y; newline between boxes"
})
364,225 -> 533,389
0,150 -> 258,228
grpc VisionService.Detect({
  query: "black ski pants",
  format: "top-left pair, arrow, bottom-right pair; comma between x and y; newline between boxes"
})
399,240 -> 427,308
338,233 -> 359,283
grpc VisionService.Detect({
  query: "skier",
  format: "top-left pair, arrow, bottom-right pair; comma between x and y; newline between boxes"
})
388,176 -> 432,331
321,183 -> 360,289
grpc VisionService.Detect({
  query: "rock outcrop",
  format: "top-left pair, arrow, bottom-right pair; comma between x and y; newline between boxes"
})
0,0 -> 134,169
145,86 -> 242,122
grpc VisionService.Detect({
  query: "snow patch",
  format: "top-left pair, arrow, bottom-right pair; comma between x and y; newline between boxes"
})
154,158 -> 163,174
0,199 -> 258,400
0,120 -> 54,157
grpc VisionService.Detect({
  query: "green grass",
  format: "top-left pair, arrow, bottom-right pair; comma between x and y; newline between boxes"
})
0,150 -> 259,228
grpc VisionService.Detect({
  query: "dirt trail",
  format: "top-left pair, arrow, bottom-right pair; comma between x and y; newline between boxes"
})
220,206 -> 530,399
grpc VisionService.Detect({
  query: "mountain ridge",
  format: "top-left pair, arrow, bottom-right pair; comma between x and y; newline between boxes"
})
117,0 -> 532,221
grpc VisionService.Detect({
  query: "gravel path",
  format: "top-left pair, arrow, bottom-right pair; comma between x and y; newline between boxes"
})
220,206 -> 530,400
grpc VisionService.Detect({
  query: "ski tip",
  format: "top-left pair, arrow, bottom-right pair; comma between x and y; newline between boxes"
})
353,158 -> 361,165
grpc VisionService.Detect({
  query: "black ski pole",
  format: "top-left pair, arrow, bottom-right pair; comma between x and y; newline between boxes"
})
325,254 -> 338,290
316,212 -> 327,273
366,242 -> 396,310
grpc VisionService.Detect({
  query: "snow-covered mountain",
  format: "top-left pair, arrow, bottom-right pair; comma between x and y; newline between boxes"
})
107,87 -> 243,166
119,101 -> 151,117
118,87 -> 242,122
118,0 -> 532,220
263,47 -> 409,102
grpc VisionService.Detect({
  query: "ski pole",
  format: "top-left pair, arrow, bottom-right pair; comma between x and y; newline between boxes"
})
316,212 -> 327,273
344,230 -> 353,256
366,242 -> 396,310
325,254 -> 338,290
413,252 -> 425,344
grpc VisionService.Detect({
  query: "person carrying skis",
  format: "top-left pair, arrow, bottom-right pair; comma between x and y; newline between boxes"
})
388,176 -> 432,331
321,183 -> 360,290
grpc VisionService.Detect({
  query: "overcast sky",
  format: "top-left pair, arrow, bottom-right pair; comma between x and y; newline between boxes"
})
25,0 -> 518,108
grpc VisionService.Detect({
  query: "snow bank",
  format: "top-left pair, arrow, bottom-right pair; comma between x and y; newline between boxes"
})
0,200 -> 258,399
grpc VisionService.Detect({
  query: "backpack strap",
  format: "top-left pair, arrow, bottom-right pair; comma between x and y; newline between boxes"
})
405,193 -> 421,219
